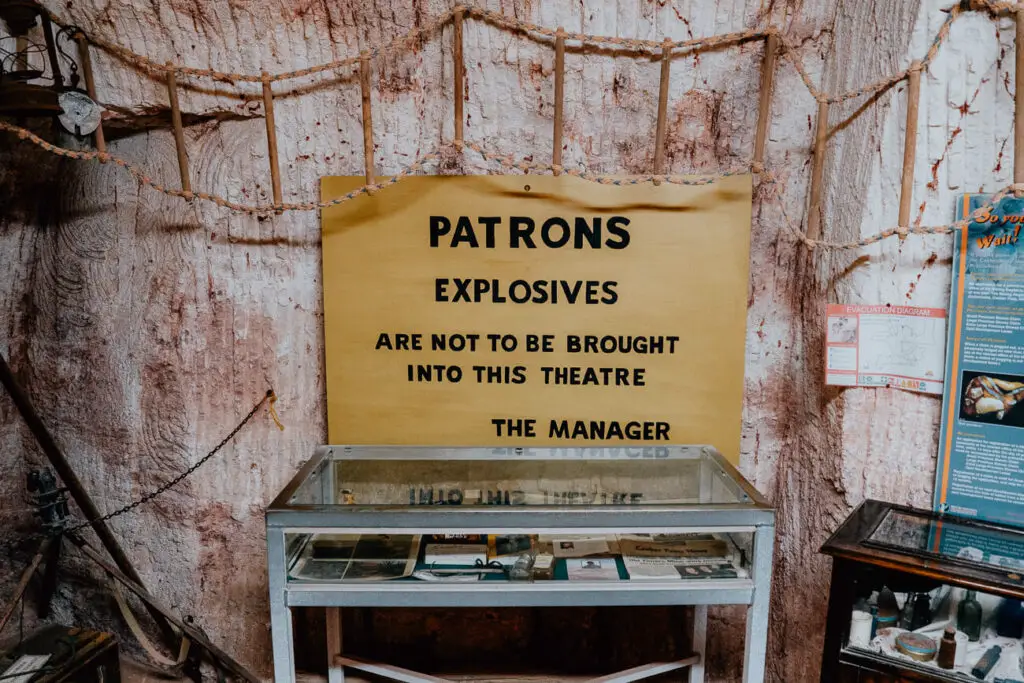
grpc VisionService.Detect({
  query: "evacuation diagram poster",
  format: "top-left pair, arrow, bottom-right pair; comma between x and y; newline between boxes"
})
824,304 -> 946,394
935,193 -> 1024,526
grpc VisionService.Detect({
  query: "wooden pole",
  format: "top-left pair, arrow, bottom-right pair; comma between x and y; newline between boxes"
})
0,538 -> 50,635
166,63 -> 191,195
553,27 -> 566,173
77,36 -> 106,154
898,63 -> 922,232
453,9 -> 465,147
653,38 -> 672,185
1016,10 -> 1024,183
806,99 -> 830,240
361,55 -> 375,187
69,534 -> 260,683
261,72 -> 283,206
753,32 -> 779,171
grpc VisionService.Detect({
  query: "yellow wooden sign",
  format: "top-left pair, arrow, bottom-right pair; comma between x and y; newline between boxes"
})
321,175 -> 752,462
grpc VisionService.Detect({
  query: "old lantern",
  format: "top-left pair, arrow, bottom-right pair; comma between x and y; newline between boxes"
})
0,0 -> 100,135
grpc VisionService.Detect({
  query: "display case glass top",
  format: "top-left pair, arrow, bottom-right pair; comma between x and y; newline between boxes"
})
868,508 -> 1024,574
270,444 -> 766,510
822,500 -> 1024,598
819,500 -> 1024,683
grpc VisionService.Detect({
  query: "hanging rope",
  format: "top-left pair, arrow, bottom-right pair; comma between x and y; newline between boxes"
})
52,2 -> 996,104
1,1 -> 1015,251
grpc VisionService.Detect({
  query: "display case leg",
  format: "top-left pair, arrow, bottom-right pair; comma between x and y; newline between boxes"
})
743,525 -> 774,683
327,607 -> 345,683
267,528 -> 295,683
689,604 -> 707,683
819,558 -> 856,683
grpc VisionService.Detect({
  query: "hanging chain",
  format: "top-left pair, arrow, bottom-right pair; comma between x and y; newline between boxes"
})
0,390 -> 275,554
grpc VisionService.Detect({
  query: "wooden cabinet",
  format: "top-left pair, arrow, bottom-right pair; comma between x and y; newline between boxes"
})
819,500 -> 1024,683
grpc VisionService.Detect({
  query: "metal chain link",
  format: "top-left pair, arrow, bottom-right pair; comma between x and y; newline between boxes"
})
0,390 -> 273,555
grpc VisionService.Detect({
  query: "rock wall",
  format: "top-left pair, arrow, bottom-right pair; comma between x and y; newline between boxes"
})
0,0 -> 1017,681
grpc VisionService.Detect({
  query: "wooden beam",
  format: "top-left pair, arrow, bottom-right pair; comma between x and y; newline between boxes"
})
69,534 -> 260,683
806,99 -> 830,240
453,8 -> 465,146
76,36 -> 106,154
587,656 -> 700,683
553,27 -> 566,173
262,72 -> 283,206
336,655 -> 449,683
166,63 -> 191,195
753,32 -> 779,170
898,63 -> 922,232
361,56 -> 375,187
653,38 -> 672,184
0,538 -> 50,635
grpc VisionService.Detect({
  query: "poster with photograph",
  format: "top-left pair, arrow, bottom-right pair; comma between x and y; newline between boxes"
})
934,193 -> 1024,527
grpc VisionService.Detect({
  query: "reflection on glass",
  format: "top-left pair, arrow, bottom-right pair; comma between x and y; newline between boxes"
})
869,510 -> 1024,572
289,534 -> 421,582
286,446 -> 753,507
285,531 -> 753,584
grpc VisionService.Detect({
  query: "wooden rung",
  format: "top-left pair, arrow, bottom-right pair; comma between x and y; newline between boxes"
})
553,27 -> 566,173
806,98 -> 830,240
76,36 -> 106,154
898,63 -> 922,232
1016,10 -> 1024,183
360,55 -> 375,187
653,38 -> 672,184
753,32 -> 779,169
262,72 -> 283,206
166,63 -> 191,195
453,8 -> 465,146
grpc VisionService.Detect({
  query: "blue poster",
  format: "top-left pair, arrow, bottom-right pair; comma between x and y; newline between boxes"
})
934,193 -> 1024,527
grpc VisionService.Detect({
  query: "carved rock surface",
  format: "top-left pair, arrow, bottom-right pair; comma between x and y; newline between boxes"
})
0,0 -> 1014,681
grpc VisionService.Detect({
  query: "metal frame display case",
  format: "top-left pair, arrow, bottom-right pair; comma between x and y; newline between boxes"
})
266,445 -> 775,683
820,499 -> 1024,683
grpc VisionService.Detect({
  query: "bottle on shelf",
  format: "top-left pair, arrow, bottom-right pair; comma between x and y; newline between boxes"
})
900,593 -> 916,629
936,625 -> 957,669
910,593 -> 933,631
956,589 -> 983,642
995,598 -> 1024,639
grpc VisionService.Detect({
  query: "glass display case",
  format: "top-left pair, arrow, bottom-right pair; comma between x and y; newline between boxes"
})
266,445 -> 775,683
820,499 -> 1024,683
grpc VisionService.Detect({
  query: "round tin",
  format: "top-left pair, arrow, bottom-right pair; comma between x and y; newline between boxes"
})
895,632 -> 937,662
876,613 -> 899,629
